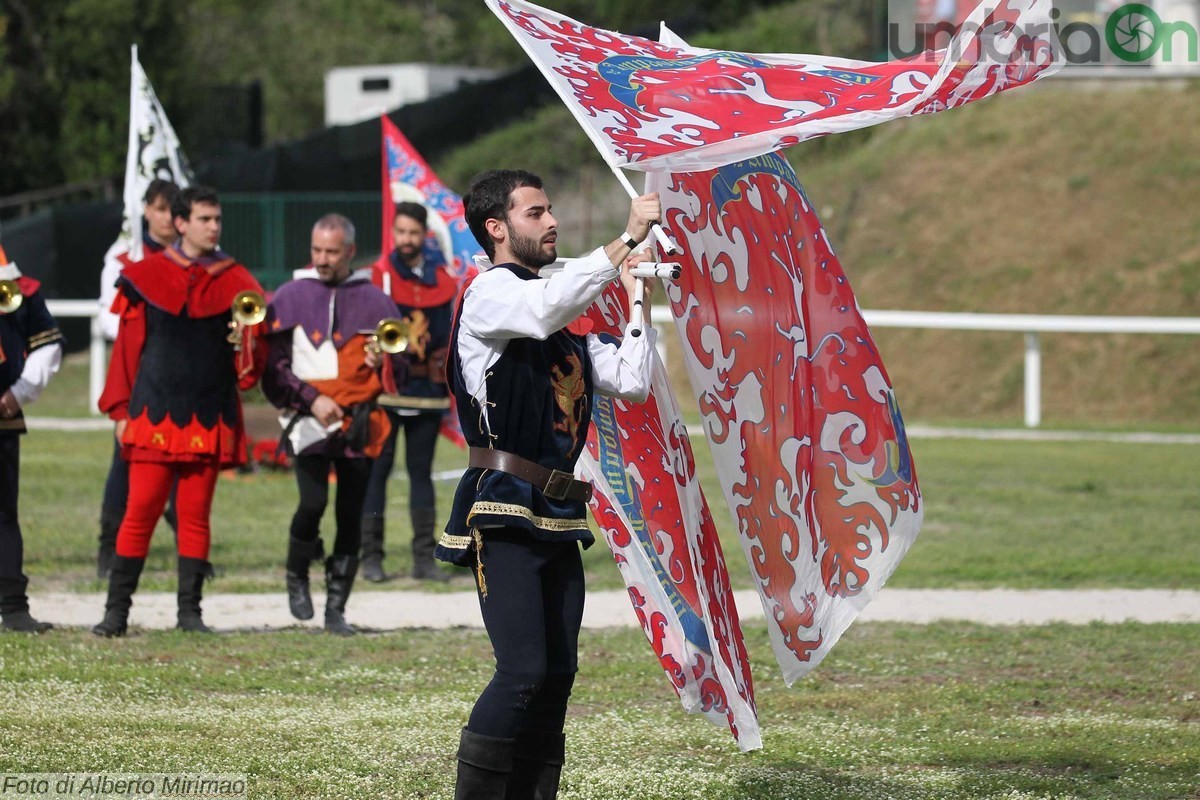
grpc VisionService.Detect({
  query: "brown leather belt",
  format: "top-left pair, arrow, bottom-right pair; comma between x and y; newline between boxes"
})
468,447 -> 593,503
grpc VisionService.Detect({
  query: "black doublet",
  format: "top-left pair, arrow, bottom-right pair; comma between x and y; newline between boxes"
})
127,295 -> 239,430
436,264 -> 595,566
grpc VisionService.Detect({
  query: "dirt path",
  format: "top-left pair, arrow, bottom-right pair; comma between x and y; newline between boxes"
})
29,588 -> 1200,633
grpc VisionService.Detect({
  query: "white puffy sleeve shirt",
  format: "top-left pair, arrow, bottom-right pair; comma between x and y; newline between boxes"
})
456,248 -> 657,424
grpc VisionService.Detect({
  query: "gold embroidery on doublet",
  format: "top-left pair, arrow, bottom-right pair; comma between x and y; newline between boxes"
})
550,353 -> 585,442
467,501 -> 587,533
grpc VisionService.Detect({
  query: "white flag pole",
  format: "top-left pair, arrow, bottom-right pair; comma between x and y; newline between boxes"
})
123,44 -> 142,262
485,0 -> 680,337
606,164 -> 680,256
607,164 -> 680,338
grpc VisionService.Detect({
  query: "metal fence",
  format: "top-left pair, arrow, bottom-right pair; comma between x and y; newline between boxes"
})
220,192 -> 382,290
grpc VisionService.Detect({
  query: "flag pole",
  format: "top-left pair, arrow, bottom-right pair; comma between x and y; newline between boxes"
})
606,164 -> 680,256
607,164 -> 679,338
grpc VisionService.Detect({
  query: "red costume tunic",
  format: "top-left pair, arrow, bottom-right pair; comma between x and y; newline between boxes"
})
99,246 -> 265,469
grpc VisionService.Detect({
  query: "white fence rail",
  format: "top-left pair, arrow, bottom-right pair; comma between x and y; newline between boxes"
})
48,300 -> 1200,428
650,306 -> 1200,428
46,300 -> 107,415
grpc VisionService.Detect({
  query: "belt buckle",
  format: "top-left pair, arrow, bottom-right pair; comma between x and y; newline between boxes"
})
543,469 -> 574,501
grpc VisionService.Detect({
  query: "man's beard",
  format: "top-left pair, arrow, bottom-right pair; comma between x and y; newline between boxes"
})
317,263 -> 346,284
396,242 -> 421,262
507,225 -> 556,268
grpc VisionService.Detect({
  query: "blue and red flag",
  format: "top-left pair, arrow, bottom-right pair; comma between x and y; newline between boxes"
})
381,116 -> 479,283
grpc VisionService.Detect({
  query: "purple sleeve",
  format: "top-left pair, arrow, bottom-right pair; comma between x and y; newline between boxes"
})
261,332 -> 320,413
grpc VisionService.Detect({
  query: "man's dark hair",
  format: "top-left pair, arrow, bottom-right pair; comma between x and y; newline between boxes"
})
393,201 -> 428,230
143,179 -> 180,207
464,169 -> 543,259
172,185 -> 220,222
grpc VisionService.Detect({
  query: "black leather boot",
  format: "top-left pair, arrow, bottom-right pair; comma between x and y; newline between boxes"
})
176,556 -> 215,633
92,556 -> 145,637
96,508 -> 122,580
1,609 -> 53,633
455,728 -> 514,800
506,728 -> 565,800
411,507 -> 448,581
360,515 -> 388,583
286,536 -> 322,620
0,576 -> 52,634
323,555 -> 358,636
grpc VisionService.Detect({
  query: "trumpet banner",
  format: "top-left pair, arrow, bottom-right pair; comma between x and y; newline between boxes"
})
648,153 -> 923,685
486,0 -> 1061,172
578,287 -> 761,751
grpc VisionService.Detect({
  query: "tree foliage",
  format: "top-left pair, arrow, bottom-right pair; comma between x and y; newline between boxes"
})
0,0 -> 194,195
0,0 -> 838,197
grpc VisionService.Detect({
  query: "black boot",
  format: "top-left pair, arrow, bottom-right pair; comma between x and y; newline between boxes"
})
455,728 -> 514,800
1,609 -> 53,633
176,556 -> 214,633
360,515 -> 388,583
506,729 -> 565,800
96,508 -> 122,580
92,556 -> 145,637
286,537 -> 322,620
323,555 -> 358,636
411,507 -> 448,581
0,577 -> 52,634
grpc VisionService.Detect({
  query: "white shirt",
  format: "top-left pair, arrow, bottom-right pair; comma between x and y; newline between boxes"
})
0,262 -> 63,408
99,240 -> 127,341
456,247 -> 656,436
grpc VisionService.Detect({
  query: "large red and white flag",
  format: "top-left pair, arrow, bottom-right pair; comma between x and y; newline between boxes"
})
486,0 -> 1062,172
578,285 -> 761,751
648,153 -> 923,684
110,45 -> 193,263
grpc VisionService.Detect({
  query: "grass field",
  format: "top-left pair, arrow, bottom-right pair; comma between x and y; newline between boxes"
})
21,355 -> 1200,593
0,624 -> 1196,799
11,353 -> 1199,799
21,426 -> 1200,595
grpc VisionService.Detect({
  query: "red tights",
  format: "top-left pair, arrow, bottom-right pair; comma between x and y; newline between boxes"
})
115,461 -> 220,560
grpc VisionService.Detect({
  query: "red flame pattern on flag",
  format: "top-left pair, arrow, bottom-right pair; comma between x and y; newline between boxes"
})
649,154 -> 923,684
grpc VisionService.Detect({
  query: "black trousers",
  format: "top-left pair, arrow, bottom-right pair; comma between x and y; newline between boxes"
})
362,410 -> 440,517
0,435 -> 23,583
100,437 -> 128,516
291,455 -> 373,557
466,527 -> 585,740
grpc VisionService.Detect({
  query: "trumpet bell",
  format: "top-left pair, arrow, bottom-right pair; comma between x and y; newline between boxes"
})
0,280 -> 23,315
374,318 -> 409,354
231,290 -> 267,326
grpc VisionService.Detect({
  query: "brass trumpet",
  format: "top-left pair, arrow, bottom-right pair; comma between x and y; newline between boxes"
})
0,280 -> 23,315
227,290 -> 266,350
367,317 -> 409,355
